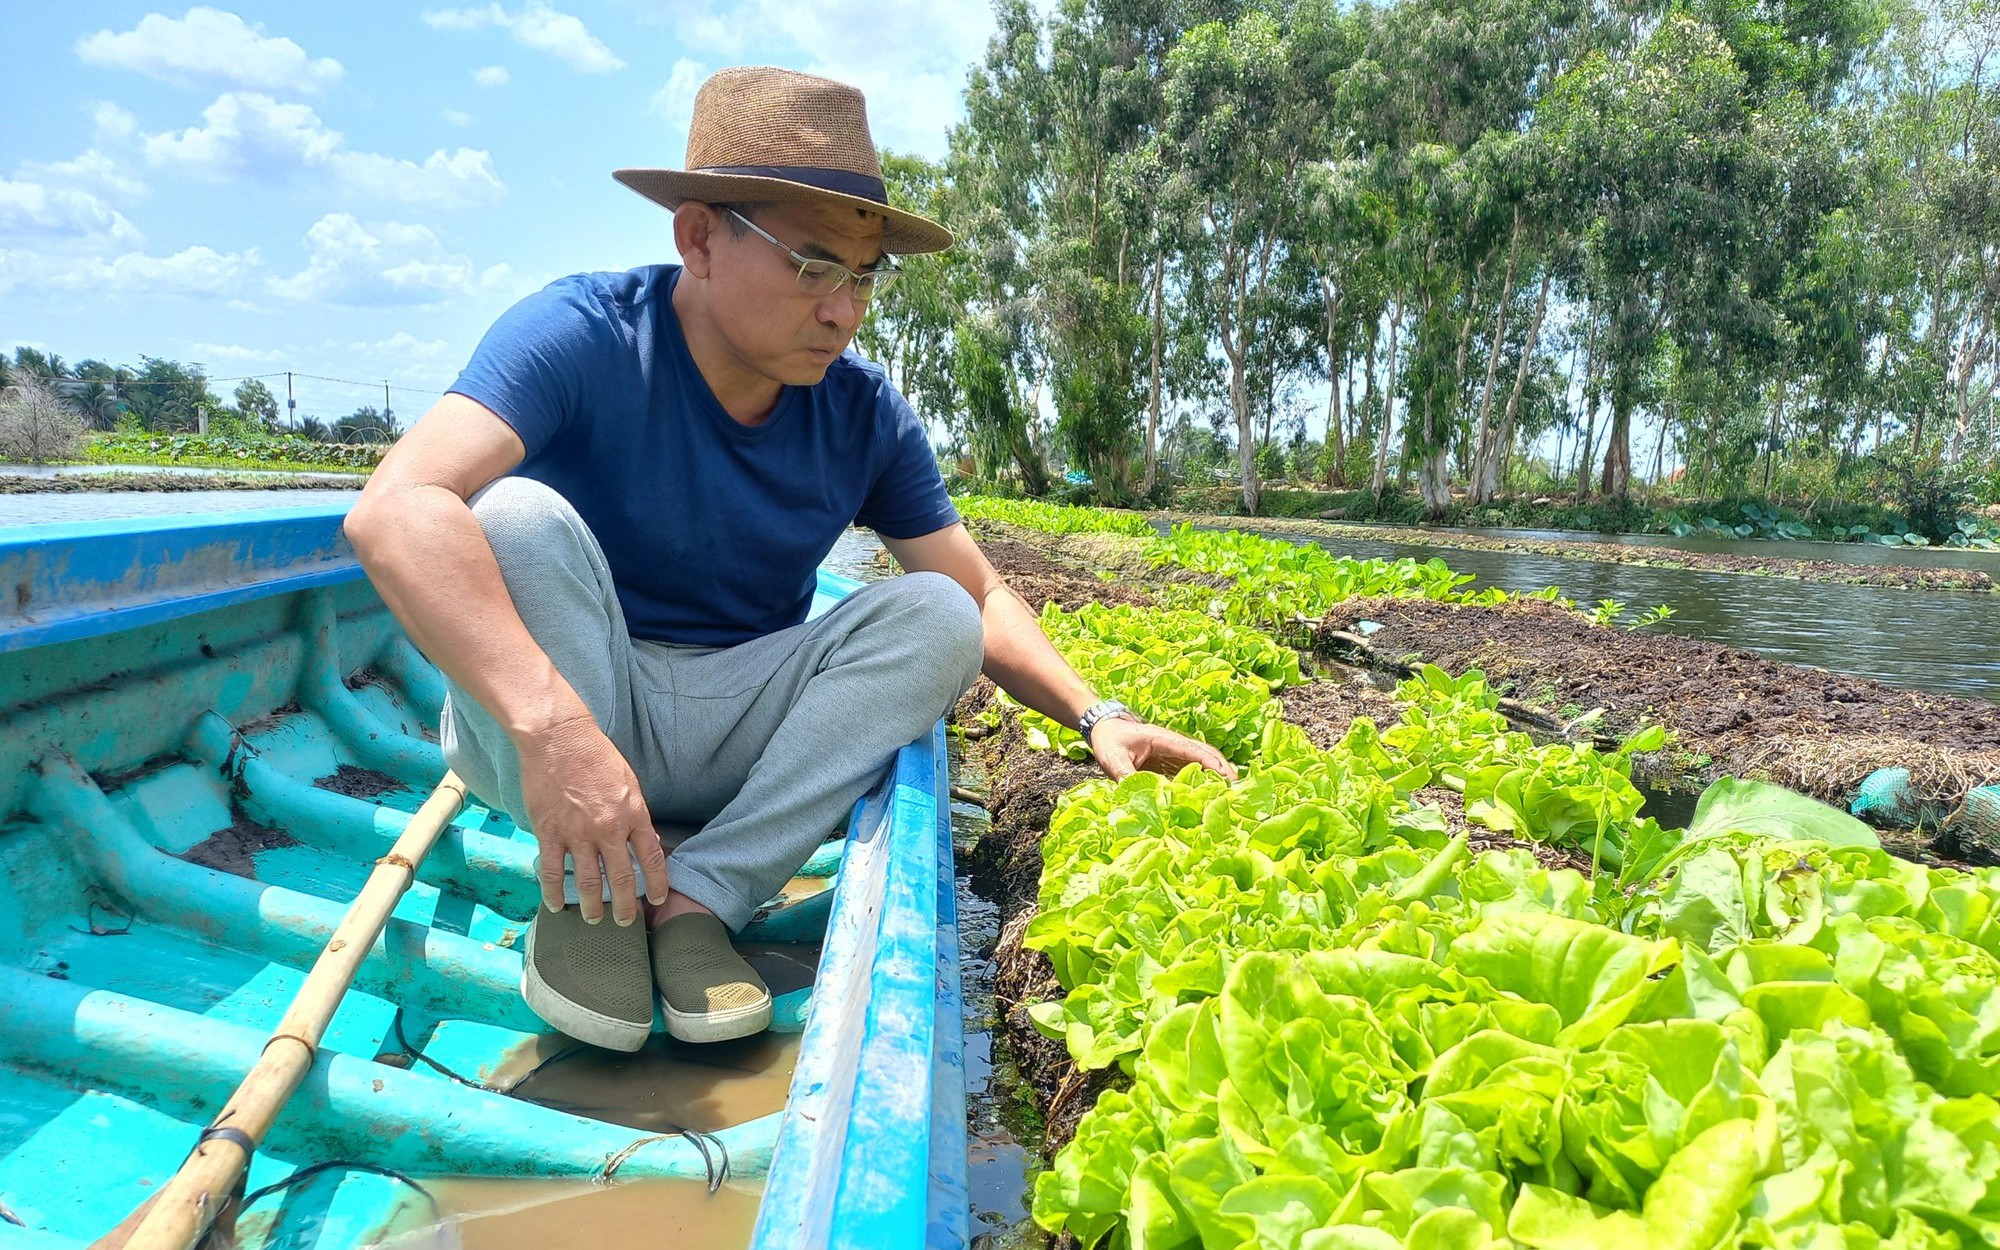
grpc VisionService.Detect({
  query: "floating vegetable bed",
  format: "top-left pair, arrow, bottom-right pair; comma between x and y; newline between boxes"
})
959,500 -> 2000,1250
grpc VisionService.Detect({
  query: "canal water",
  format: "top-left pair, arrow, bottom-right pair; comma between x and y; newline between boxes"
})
1417,522 -> 2000,573
1256,527 -> 2000,704
0,487 -> 361,526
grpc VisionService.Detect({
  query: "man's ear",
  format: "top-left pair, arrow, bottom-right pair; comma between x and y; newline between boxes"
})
674,202 -> 718,278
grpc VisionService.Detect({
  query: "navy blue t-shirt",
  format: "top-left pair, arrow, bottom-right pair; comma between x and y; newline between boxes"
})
449,265 -> 959,646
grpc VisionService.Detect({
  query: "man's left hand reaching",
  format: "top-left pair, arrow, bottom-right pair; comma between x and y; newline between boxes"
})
1087,716 -> 1238,783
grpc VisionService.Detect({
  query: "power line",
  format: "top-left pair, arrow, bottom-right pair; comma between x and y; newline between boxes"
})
20,371 -> 447,394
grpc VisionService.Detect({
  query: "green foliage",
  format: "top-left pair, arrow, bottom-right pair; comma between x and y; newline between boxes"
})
1627,603 -> 1677,630
988,509 -> 1998,1245
82,431 -> 380,472
954,494 -> 1156,537
1025,664 -> 2000,1247
1146,523 -> 1502,629
1009,602 -> 1296,764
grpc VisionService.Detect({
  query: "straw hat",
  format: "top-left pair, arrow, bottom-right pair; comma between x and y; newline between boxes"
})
614,66 -> 954,255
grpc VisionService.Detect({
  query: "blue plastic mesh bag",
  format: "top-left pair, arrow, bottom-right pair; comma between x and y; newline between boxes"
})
1851,767 -> 1916,823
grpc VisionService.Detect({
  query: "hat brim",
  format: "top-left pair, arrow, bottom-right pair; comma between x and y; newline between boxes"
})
613,169 -> 955,255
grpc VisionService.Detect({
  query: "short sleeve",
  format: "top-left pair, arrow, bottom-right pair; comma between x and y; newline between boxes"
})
854,384 -> 960,539
447,277 -> 610,461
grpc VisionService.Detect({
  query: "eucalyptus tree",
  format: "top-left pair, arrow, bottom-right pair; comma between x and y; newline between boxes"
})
858,152 -> 965,429
1155,0 -> 1349,513
958,0 -> 1217,500
1855,0 -> 2000,459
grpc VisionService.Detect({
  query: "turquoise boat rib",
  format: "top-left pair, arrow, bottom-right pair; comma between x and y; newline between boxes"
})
0,504 -> 968,1250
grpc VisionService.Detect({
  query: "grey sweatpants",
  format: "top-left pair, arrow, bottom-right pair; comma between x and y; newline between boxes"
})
439,477 -> 985,929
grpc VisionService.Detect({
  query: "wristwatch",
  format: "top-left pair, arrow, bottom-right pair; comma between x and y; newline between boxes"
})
1077,699 -> 1139,738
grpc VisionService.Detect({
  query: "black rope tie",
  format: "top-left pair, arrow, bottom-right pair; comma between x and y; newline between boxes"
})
237,1162 -> 440,1221
192,1125 -> 256,1158
600,1129 -> 730,1194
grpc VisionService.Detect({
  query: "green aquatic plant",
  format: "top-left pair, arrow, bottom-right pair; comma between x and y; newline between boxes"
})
953,493 -> 1157,537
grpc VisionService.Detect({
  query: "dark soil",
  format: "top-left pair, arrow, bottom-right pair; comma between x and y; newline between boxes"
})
1277,672 -> 1405,747
180,815 -> 300,877
0,471 -> 362,493
1185,514 -> 1998,593
314,764 -> 405,800
958,677 -> 1116,1161
1317,597 -> 2000,811
980,538 -> 1155,613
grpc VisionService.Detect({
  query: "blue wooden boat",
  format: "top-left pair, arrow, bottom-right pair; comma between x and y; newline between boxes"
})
0,504 -> 968,1250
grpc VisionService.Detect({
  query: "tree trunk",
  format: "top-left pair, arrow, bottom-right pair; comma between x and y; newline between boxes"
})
1321,275 -> 1345,487
1651,401 -> 1671,494
1362,319 -> 1379,446
1452,258 -> 1487,411
1234,353 -> 1258,514
1600,393 -> 1633,500
1762,378 -> 1787,495
1479,266 -> 1550,504
1344,356 -> 1360,476
1370,300 -> 1405,503
1419,392 -> 1452,516
1144,253 -> 1163,497
1576,316 -> 1602,498
1469,213 -> 1521,503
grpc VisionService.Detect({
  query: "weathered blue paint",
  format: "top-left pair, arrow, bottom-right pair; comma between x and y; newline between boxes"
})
0,512 -> 970,1249
0,505 -> 363,653
750,722 -> 969,1250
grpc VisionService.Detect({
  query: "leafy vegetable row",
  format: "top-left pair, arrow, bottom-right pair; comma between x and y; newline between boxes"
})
996,602 -> 1301,764
1028,706 -> 2000,1248
954,493 -> 1159,537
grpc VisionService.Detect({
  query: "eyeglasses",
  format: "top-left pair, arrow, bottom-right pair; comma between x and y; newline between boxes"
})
723,208 -> 899,302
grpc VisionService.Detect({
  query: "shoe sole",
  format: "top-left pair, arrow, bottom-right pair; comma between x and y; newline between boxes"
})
661,993 -> 773,1044
521,960 -> 653,1053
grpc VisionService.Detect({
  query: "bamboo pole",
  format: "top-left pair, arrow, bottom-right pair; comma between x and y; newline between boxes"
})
116,770 -> 469,1250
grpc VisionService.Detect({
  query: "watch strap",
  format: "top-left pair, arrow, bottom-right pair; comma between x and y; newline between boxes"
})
1077,699 -> 1138,737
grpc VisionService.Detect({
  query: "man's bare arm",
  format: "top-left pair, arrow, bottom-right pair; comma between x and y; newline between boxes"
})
344,395 -> 669,922
880,523 -> 1234,781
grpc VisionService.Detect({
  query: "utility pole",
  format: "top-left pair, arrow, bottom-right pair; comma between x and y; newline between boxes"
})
286,371 -> 295,430
383,380 -> 392,430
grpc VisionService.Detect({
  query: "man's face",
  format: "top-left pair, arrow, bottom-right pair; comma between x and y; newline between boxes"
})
704,200 -> 887,387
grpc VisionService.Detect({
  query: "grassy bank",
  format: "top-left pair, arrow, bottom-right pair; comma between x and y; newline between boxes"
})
72,431 -> 381,476
1164,484 -> 2000,547
0,471 -> 364,493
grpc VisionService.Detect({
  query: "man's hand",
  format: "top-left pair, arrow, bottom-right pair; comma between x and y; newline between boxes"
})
1087,716 -> 1238,783
515,716 -> 671,924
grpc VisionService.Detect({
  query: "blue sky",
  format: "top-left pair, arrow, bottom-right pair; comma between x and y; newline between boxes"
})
1,3 -> 996,427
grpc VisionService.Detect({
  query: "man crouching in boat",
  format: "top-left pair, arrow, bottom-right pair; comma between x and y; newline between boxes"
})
344,65 -> 1233,1051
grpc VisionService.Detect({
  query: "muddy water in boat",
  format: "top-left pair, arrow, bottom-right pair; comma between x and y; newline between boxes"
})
394,1177 -> 765,1248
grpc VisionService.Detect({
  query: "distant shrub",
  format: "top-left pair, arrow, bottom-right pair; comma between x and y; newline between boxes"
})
0,378 -> 89,465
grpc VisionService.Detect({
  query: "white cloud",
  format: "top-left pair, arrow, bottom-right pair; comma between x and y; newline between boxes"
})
0,177 -> 141,245
76,8 -> 344,95
37,244 -> 259,297
188,341 -> 286,365
14,151 -> 148,202
473,65 -> 510,87
141,93 -> 504,209
423,4 -> 624,74
650,58 -> 706,129
271,213 -> 512,307
91,102 -> 139,143
142,93 -> 340,175
348,331 -> 459,384
639,0 -> 991,158
442,108 -> 474,126
334,147 -> 504,211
